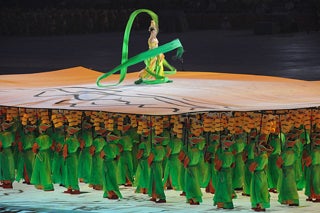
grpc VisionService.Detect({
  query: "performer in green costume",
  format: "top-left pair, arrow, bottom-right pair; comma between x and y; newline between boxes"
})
0,121 -> 15,188
231,132 -> 246,190
63,126 -> 81,194
101,133 -> 122,199
117,124 -> 134,186
148,135 -> 166,203
89,129 -> 106,190
277,132 -> 299,206
249,134 -> 272,212
184,135 -> 204,205
135,133 -> 151,194
304,132 -> 320,202
78,120 -> 93,183
242,129 -> 257,196
197,134 -> 208,189
31,124 -> 54,191
267,127 -> 283,193
213,135 -> 235,209
16,125 -> 36,185
163,132 -> 184,191
292,128 -> 305,190
51,126 -> 66,185
302,128 -> 312,201
204,133 -> 219,194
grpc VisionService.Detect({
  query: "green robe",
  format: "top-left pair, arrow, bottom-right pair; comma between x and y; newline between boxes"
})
206,136 -> 219,191
294,138 -> 304,190
148,143 -> 166,200
243,136 -> 256,195
231,133 -> 246,189
306,145 -> 320,198
277,147 -> 299,205
163,136 -> 183,191
267,134 -> 281,190
250,152 -> 270,209
16,131 -> 35,182
90,136 -> 105,186
0,131 -> 15,182
30,133 -> 54,191
185,143 -> 203,203
103,140 -> 122,198
213,148 -> 235,209
78,129 -> 93,183
117,133 -> 134,185
64,136 -> 80,190
134,140 -> 151,193
51,129 -> 65,184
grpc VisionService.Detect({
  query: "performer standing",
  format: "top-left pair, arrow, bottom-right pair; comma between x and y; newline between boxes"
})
78,119 -> 93,184
89,129 -> 106,190
204,133 -> 219,194
213,134 -> 235,209
31,123 -> 54,191
0,121 -> 15,189
101,133 -> 122,199
267,128 -> 283,193
304,132 -> 320,202
184,134 -> 204,205
231,132 -> 246,191
249,135 -> 272,212
16,125 -> 36,185
51,126 -> 66,186
242,129 -> 257,196
277,132 -> 300,206
163,131 -> 184,191
148,135 -> 166,203
63,126 -> 81,194
134,133 -> 151,194
117,123 -> 134,186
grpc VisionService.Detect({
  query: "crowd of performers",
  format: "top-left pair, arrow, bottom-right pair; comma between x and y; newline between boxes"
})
1,106 -> 320,211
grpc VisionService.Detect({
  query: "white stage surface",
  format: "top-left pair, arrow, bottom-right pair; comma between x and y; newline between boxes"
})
1,67 -> 320,114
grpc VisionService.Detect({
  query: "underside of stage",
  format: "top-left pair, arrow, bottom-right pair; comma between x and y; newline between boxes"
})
1,66 -> 320,114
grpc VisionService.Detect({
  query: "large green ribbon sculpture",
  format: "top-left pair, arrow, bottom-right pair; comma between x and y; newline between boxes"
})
96,9 -> 184,87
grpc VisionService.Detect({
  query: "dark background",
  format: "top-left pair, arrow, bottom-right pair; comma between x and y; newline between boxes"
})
0,0 -> 320,80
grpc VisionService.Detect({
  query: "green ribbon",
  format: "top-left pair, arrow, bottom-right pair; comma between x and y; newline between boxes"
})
96,9 -> 184,87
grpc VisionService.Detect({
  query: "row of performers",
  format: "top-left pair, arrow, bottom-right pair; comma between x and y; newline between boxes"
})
0,114 -> 320,212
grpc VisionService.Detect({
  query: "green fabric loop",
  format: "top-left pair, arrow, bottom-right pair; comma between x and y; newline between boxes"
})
96,9 -> 184,87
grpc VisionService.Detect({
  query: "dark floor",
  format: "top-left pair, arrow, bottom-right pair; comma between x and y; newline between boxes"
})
0,29 -> 320,80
